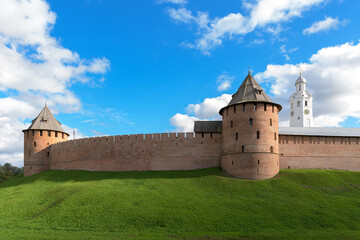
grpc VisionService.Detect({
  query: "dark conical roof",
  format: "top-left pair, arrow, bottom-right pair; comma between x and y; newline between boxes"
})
219,71 -> 282,114
23,104 -> 68,134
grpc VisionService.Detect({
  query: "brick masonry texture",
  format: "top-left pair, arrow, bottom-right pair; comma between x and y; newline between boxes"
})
24,129 -> 360,177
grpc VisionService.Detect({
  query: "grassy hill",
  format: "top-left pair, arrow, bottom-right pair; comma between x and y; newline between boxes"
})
0,168 -> 359,240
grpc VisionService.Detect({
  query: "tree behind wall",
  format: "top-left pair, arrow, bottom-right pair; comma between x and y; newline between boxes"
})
0,163 -> 24,183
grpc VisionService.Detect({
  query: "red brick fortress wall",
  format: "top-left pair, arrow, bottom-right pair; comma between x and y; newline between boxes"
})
279,135 -> 360,171
49,132 -> 222,172
221,102 -> 280,180
24,130 -> 68,176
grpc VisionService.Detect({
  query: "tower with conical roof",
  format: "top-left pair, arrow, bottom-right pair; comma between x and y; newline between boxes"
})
219,71 -> 282,180
290,73 -> 313,127
23,104 -> 69,176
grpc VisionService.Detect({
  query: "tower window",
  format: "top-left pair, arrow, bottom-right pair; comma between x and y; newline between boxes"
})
274,132 -> 277,141
62,133 -> 64,139
230,121 -> 233,128
291,103 -> 293,109
299,85 -> 301,91
264,104 -> 267,111
32,130 -> 34,136
298,117 -> 300,120
272,105 -> 274,113
55,132 -> 58,138
297,101 -> 300,107
254,104 -> 257,111
47,152 -> 50,157
232,161 -> 234,165
40,130 -> 43,136
34,141 -> 36,147
270,118 -> 272,126
305,101 -> 308,106
258,160 -> 260,165
48,131 -> 51,137
210,133 -> 213,138
270,146 -> 274,153
243,104 -> 246,112
242,145 -> 244,152
234,105 -> 236,113
202,132 -> 204,138
236,132 -> 239,140
249,118 -> 253,126
257,131 -> 260,139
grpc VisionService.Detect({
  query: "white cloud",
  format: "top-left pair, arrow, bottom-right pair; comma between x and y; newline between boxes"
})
256,41 -> 360,127
168,8 -> 194,24
303,16 -> 346,35
170,94 -> 232,131
157,0 -> 187,5
217,72 -> 235,92
0,0 -> 110,166
0,153 -> 24,167
166,0 -> 326,54
170,113 -> 199,132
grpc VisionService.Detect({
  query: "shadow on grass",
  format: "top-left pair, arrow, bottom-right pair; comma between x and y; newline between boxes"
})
0,167 -> 230,188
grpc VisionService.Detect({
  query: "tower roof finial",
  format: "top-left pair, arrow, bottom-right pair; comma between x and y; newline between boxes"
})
248,66 -> 252,74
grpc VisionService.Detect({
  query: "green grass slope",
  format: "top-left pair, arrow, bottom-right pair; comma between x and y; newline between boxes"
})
0,168 -> 360,240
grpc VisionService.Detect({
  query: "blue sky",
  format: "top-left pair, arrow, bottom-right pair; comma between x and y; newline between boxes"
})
1,0 -> 360,165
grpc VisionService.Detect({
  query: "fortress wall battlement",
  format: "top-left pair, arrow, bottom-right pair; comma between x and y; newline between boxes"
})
279,135 -> 360,171
49,132 -> 222,172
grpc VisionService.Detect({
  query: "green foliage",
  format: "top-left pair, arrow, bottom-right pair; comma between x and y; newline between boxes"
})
0,163 -> 23,183
0,168 -> 359,239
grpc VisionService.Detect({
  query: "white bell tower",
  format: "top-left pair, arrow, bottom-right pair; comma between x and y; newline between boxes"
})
289,73 -> 313,127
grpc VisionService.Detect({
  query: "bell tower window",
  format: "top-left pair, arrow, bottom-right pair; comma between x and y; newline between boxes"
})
249,118 -> 253,126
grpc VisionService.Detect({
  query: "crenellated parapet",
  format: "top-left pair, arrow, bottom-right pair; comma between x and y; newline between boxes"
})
49,132 -> 222,172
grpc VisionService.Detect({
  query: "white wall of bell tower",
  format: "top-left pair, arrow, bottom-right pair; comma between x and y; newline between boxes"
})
290,73 -> 313,127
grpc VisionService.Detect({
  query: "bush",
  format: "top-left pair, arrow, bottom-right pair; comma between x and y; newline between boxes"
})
0,163 -> 23,183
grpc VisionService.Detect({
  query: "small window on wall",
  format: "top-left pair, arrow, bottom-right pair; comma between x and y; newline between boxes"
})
257,131 -> 260,139
272,105 -> 274,113
274,132 -> 277,141
55,132 -> 58,138
258,160 -> 260,165
32,130 -> 34,136
230,121 -> 233,128
243,104 -> 246,112
234,105 -> 236,113
34,141 -> 36,147
264,104 -> 267,111
202,133 -> 204,138
232,161 -> 234,166
48,131 -> 51,137
62,133 -> 64,139
297,101 -> 300,107
249,118 -> 253,126
40,130 -> 43,136
254,104 -> 257,111
47,152 -> 50,157
270,146 -> 274,153
305,101 -> 308,106
236,132 -> 239,140
242,145 -> 244,152
270,118 -> 272,126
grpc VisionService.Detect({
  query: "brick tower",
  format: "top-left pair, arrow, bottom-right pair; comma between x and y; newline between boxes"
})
219,71 -> 282,180
23,104 -> 69,176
